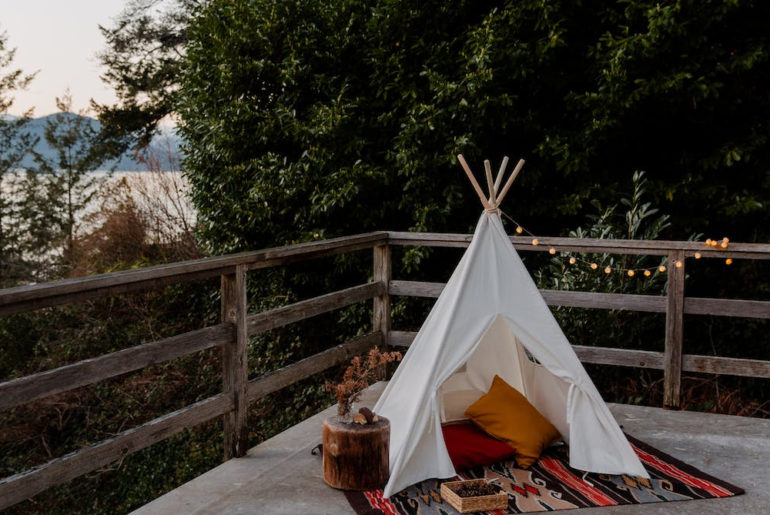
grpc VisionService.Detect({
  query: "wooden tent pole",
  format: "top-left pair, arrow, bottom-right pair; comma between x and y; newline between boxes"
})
483,160 -> 495,204
495,158 -> 525,206
457,154 -> 492,210
493,156 -> 509,197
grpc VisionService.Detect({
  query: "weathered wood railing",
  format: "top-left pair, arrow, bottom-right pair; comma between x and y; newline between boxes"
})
386,232 -> 770,408
1,230 -> 769,509
0,232 -> 390,509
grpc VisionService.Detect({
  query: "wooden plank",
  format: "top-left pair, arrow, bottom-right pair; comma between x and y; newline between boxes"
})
684,297 -> 770,319
389,280 -> 444,298
683,355 -> 770,379
388,332 -> 770,379
664,252 -> 686,409
541,291 -> 665,312
386,231 -> 770,258
0,232 -> 388,316
373,245 -> 391,380
373,245 -> 391,343
221,265 -> 249,459
388,331 -> 416,348
246,233 -> 389,272
573,348 -> 770,378
0,393 -> 231,511
247,282 -> 385,336
0,324 -> 233,412
246,332 -> 382,403
390,280 -> 770,319
573,346 -> 664,369
390,332 -> 665,369
0,268 -> 226,318
387,233 -> 473,248
389,280 -> 666,312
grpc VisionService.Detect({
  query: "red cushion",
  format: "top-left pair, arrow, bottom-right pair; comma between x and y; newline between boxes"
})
442,422 -> 516,471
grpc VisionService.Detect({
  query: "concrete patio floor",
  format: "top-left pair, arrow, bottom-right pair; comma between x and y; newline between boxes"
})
135,382 -> 769,514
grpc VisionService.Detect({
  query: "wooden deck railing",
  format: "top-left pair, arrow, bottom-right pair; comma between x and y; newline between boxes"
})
1,229 -> 769,509
0,232 -> 390,509
386,232 -> 770,407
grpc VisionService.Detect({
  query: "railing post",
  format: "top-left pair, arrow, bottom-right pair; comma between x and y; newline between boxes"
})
221,264 -> 249,458
373,244 -> 391,346
664,251 -> 685,408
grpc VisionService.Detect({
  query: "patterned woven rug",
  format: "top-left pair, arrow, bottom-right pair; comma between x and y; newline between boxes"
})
344,435 -> 743,514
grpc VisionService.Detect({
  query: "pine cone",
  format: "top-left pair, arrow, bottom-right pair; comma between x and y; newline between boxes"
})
358,407 -> 375,424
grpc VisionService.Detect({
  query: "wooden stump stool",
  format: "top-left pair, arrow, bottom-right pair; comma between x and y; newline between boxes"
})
322,416 -> 390,490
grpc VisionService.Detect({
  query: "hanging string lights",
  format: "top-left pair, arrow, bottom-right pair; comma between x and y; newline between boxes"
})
499,210 -> 736,277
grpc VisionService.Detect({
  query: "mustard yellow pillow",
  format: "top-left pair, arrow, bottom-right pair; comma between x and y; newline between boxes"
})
464,375 -> 561,468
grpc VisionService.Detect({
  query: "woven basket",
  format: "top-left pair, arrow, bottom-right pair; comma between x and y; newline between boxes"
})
440,479 -> 508,513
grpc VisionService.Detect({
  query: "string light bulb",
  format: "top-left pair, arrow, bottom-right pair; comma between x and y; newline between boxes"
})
502,218 -> 740,280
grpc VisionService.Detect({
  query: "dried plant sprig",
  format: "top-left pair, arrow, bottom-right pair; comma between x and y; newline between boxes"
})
325,347 -> 402,418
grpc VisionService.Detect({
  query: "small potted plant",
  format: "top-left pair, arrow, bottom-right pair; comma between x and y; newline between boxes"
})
322,347 -> 401,490
325,346 -> 401,421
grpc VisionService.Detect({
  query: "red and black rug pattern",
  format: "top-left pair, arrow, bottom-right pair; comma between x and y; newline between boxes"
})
344,435 -> 744,514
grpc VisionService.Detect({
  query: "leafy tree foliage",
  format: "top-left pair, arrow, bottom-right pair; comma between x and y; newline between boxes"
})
535,172 -> 672,352
95,0 -> 194,154
0,30 -> 38,285
34,92 -> 112,270
177,0 -> 770,260
175,0 -> 770,421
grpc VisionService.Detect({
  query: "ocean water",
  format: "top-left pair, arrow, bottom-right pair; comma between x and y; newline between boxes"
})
0,170 -> 196,235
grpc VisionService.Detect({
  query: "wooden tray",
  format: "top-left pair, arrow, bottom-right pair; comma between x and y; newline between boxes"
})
440,479 -> 508,513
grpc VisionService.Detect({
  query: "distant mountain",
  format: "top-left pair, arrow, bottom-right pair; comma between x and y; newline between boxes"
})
7,113 -> 183,172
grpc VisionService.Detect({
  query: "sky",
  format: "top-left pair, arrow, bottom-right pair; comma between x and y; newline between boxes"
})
2,1 -> 127,117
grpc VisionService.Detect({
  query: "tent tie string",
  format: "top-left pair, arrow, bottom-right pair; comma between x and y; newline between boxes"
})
566,379 -> 586,426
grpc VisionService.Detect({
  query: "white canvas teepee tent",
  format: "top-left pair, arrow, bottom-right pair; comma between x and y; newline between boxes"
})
374,155 -> 649,498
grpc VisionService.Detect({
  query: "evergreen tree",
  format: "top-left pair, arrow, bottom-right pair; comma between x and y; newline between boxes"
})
0,30 -> 37,286
94,0 -> 194,155
35,92 -> 112,271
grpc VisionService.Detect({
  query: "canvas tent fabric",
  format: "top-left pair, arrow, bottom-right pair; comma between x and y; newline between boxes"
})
374,211 -> 649,498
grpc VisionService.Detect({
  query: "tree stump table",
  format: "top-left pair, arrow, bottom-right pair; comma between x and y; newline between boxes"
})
322,416 -> 390,490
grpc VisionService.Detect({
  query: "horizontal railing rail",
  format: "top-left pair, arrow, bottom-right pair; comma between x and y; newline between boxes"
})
0,232 -> 388,316
388,331 -> 770,379
247,282 -> 385,335
0,393 -> 234,510
0,324 -> 234,412
387,231 -> 770,258
388,280 -> 770,319
246,332 -> 383,403
1,229 -> 768,510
